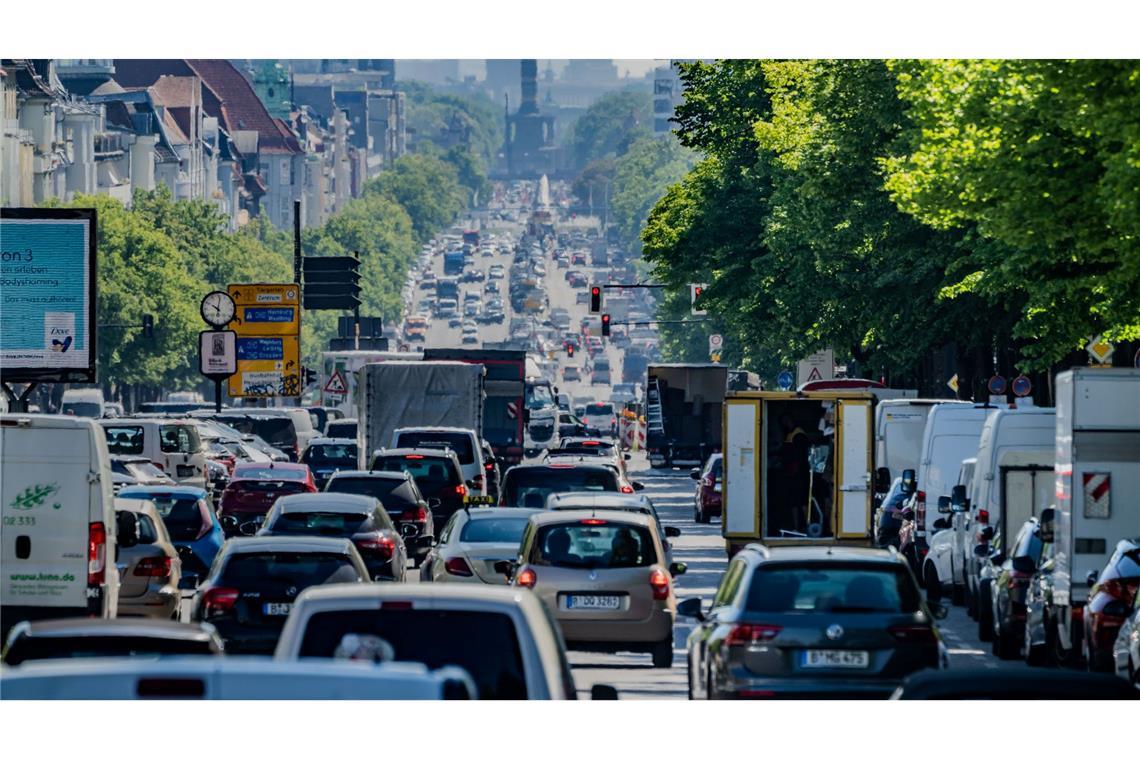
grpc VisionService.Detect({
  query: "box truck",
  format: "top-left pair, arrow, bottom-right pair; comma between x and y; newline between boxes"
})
645,364 -> 728,468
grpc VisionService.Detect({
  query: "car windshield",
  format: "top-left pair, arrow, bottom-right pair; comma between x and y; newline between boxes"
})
326,477 -> 415,512
525,384 -> 554,410
585,404 -> 614,416
233,466 -> 305,481
396,431 -> 475,465
745,563 -> 921,614
459,517 -> 530,544
370,456 -> 459,490
146,495 -> 209,542
3,636 -> 216,665
218,552 -> 360,587
297,609 -> 526,699
533,523 -> 656,569
504,468 -> 619,508
269,511 -> 372,537
230,480 -> 309,495
303,444 -> 357,465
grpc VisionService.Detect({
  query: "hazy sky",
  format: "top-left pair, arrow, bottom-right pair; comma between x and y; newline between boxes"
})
457,59 -> 663,80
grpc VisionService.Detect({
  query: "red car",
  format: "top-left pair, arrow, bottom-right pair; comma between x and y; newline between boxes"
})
1083,539 -> 1140,672
218,462 -> 317,535
691,453 -> 723,523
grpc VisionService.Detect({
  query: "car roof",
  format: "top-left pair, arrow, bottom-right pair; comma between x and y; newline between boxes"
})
545,492 -> 651,510
306,437 -> 356,446
328,469 -> 411,481
113,498 -> 162,516
271,493 -> 380,513
558,437 -> 615,446
746,545 -> 903,564
894,668 -> 1139,700
110,454 -> 154,463
223,536 -> 358,554
508,462 -> 616,473
12,618 -> 217,641
118,485 -> 208,498
233,462 -> 308,473
293,582 -> 537,607
393,426 -> 477,437
461,507 -> 542,520
527,509 -> 656,529
372,447 -> 461,463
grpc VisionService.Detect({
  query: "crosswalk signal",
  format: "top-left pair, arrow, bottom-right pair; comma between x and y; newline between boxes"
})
601,313 -> 611,337
690,283 -> 708,316
589,286 -> 602,314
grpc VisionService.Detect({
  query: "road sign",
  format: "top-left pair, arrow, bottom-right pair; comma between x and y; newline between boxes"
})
987,375 -> 1007,396
1011,374 -> 1033,397
1086,335 -> 1114,365
777,370 -> 794,390
199,330 -> 236,377
227,283 -> 301,398
796,349 -> 834,387
708,334 -> 724,354
947,374 -> 959,393
323,369 -> 347,396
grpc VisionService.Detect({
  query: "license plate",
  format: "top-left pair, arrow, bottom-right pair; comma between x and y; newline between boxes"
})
566,594 -> 621,610
263,603 -> 292,616
802,649 -> 869,668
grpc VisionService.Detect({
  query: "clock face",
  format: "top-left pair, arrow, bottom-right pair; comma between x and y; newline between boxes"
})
201,291 -> 236,328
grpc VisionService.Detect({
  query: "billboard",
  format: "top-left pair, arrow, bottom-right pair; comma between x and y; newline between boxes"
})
226,283 -> 301,397
0,208 -> 97,383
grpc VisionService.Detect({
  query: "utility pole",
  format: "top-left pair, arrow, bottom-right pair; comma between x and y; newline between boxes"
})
293,200 -> 302,285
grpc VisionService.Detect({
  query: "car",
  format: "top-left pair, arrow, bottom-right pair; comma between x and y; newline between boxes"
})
273,583 -> 588,700
563,365 -> 582,382
422,507 -> 541,584
499,463 -> 625,508
2,619 -> 224,665
113,498 -> 182,618
585,335 -> 604,356
98,418 -> 208,488
691,453 -> 723,524
683,545 -> 947,699
117,485 -> 224,588
109,455 -> 175,494
191,536 -> 371,654
508,510 -> 684,668
567,271 -> 588,288
488,265 -> 505,279
1111,591 -> 1140,685
368,448 -> 470,532
480,440 -> 502,502
582,402 -> 618,437
324,470 -> 435,565
1083,539 -> 1140,672
889,668 -> 1139,700
218,462 -> 317,535
196,412 -> 304,462
325,418 -> 358,440
299,438 -> 358,490
611,383 -> 639,406
576,292 -> 590,305
256,492 -> 409,581
543,492 -> 681,563
989,516 -> 1049,659
557,412 -> 587,439
448,314 -> 463,328
390,427 -> 488,497
484,281 -> 500,294
462,332 -> 479,345
551,437 -> 631,477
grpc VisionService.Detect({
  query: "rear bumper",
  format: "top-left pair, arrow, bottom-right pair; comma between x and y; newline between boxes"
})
714,675 -> 902,699
118,587 -> 180,618
558,608 -> 674,645
208,620 -> 285,654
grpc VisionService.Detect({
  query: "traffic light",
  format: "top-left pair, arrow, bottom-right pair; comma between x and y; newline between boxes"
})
303,255 -> 362,310
690,283 -> 708,316
566,343 -> 575,358
301,367 -> 317,385
601,313 -> 611,337
141,314 -> 154,339
589,286 -> 602,314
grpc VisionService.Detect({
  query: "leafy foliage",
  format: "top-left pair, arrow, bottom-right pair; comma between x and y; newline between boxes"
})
564,89 -> 653,171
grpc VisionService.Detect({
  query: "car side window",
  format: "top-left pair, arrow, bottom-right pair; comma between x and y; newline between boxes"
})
438,512 -> 460,545
712,560 -> 747,609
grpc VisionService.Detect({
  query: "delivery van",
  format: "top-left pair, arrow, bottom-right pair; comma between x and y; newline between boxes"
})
1,415 -> 134,638
98,418 -> 208,488
875,399 -> 966,487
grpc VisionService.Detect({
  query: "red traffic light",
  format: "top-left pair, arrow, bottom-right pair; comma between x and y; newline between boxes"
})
567,344 -> 575,357
589,286 -> 602,314
601,313 -> 611,337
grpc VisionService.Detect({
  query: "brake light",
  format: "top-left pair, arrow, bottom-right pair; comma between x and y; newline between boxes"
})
202,587 -> 239,616
414,505 -> 428,522
455,484 -> 468,497
649,568 -> 670,600
889,624 -> 939,645
580,518 -> 607,526
915,491 -> 927,533
381,600 -> 413,610
444,557 -> 473,577
405,454 -> 425,459
152,462 -> 165,472
620,485 -> 634,493
88,522 -> 106,585
977,509 -> 989,525
726,624 -> 782,646
133,556 -> 173,577
355,535 -> 396,558
517,567 -> 537,588
485,463 -> 494,470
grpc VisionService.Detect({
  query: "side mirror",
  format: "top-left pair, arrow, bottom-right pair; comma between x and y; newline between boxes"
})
690,468 -> 700,480
900,469 -> 917,496
115,511 -> 140,549
1086,570 -> 1098,588
677,597 -> 704,621
239,521 -> 259,536
980,526 -> 995,542
950,484 -> 968,509
220,515 -> 239,534
937,496 -> 951,514
664,526 -> 681,538
875,467 -> 891,493
632,482 -> 645,492
929,603 -> 949,621
493,560 -> 516,579
624,453 -> 631,461
590,684 -> 619,700
669,561 -> 687,577
428,498 -> 442,509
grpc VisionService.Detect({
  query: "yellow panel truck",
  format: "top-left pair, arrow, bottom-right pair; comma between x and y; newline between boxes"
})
721,390 -> 876,557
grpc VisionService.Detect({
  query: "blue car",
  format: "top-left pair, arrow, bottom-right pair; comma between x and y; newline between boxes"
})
118,486 -> 224,587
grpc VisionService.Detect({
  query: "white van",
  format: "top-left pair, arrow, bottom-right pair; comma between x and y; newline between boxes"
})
390,426 -> 487,496
1051,368 -> 1140,657
1,415 -> 125,635
98,419 -> 208,488
953,407 -> 1056,611
874,399 -> 967,485
60,388 -> 105,418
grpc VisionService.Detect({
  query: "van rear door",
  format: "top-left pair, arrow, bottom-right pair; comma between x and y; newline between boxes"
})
723,398 -> 761,547
1,421 -> 92,610
836,400 -> 873,539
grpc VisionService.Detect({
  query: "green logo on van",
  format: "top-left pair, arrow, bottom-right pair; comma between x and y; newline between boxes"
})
8,484 -> 59,511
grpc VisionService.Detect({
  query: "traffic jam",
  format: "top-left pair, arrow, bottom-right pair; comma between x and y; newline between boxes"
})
2,179 -> 1138,703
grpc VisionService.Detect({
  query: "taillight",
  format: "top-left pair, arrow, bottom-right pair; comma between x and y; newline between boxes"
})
649,568 -> 670,600
455,483 -> 468,497
517,567 -> 537,588
701,476 -> 714,488
977,509 -> 989,525
133,556 -> 172,577
88,522 -> 106,585
414,505 -> 428,522
444,557 -> 473,577
915,491 -> 927,532
484,463 -> 494,471
580,518 -> 607,526
355,535 -> 396,558
726,624 -> 782,646
1100,579 -> 1138,605
202,587 -> 239,616
889,624 -> 939,645
620,485 -> 634,494
152,462 -> 165,472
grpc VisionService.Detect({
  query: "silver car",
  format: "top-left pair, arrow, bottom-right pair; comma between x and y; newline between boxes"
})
114,498 -> 182,619
422,507 -> 540,584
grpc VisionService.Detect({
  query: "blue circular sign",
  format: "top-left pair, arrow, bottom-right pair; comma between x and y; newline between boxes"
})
1011,374 -> 1033,397
987,375 -> 1007,395
777,370 -> 794,390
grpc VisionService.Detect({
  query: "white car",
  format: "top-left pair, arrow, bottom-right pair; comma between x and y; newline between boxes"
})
421,507 -> 540,584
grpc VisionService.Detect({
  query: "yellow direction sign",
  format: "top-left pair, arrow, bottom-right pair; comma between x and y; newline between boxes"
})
1086,335 -> 1114,365
227,283 -> 301,397
947,373 -> 959,393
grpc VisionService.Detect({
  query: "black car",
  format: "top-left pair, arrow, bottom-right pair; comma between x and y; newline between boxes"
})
367,448 -> 466,534
498,463 -> 623,509
2,619 -> 223,664
682,545 -> 947,699
325,418 -> 358,440
192,536 -> 369,654
481,440 -> 502,502
989,516 -> 1049,659
324,470 -> 435,567
890,668 -> 1139,700
257,492 -> 411,581
300,438 -> 358,490
199,412 -> 301,461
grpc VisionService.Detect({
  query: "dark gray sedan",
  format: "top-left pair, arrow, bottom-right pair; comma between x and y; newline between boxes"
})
682,545 -> 948,699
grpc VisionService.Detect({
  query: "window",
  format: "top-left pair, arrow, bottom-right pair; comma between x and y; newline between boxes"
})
394,431 -> 475,465
531,522 -> 656,569
269,511 -> 372,537
233,466 -> 305,481
713,560 -> 747,608
136,514 -> 159,544
460,517 -> 530,544
103,426 -> 144,455
219,552 -> 360,587
149,496 -> 210,542
744,563 -> 921,614
326,477 -> 416,515
369,456 -> 459,491
503,467 -> 619,509
159,425 -> 200,454
302,443 -> 357,465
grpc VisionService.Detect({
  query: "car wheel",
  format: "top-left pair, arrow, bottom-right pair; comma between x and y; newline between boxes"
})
977,581 -> 994,642
923,563 -> 942,603
993,623 -> 1018,660
651,638 -> 674,668
1025,637 -> 1048,667
951,583 -> 965,607
965,578 -> 977,619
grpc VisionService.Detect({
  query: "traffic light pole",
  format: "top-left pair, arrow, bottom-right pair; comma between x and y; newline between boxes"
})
353,251 -> 361,351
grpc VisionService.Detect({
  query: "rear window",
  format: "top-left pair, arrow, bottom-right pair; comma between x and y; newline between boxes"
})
585,404 -> 614,416
216,416 -> 297,448
371,455 -> 460,490
148,495 -> 210,542
460,517 -> 530,544
268,511 -> 374,537
159,425 -> 201,454
302,444 -> 358,465
325,421 -> 358,439
3,636 -> 216,665
559,441 -> 615,455
532,522 -> 656,569
230,480 -> 310,495
504,467 -> 619,509
219,552 -> 361,587
395,432 -> 475,465
233,466 -> 306,481
745,563 -> 921,614
326,477 -> 415,512
104,426 -> 144,455
297,609 -> 527,699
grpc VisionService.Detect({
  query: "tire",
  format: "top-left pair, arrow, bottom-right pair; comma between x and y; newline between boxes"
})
977,581 -> 994,642
993,623 -> 1018,660
923,563 -> 942,603
1025,639 -> 1047,667
965,580 -> 977,619
651,638 -> 674,668
951,583 -> 965,607
695,505 -> 710,524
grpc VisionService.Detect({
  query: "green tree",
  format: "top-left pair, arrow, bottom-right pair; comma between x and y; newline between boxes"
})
398,82 -> 504,165
363,153 -> 464,243
565,89 -> 653,170
609,135 -> 695,252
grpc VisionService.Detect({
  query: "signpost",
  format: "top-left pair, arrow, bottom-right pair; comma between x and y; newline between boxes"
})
227,283 -> 301,398
777,370 -> 794,391
987,375 -> 1007,396
1086,335 -> 1114,366
796,349 -> 835,387
198,330 -> 236,412
1011,374 -> 1033,398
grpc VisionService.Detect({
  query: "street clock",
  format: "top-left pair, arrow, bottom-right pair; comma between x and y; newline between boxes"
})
200,290 -> 236,328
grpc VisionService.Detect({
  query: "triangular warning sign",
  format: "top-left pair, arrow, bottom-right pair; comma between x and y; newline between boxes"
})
806,367 -> 823,382
323,369 -> 347,395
